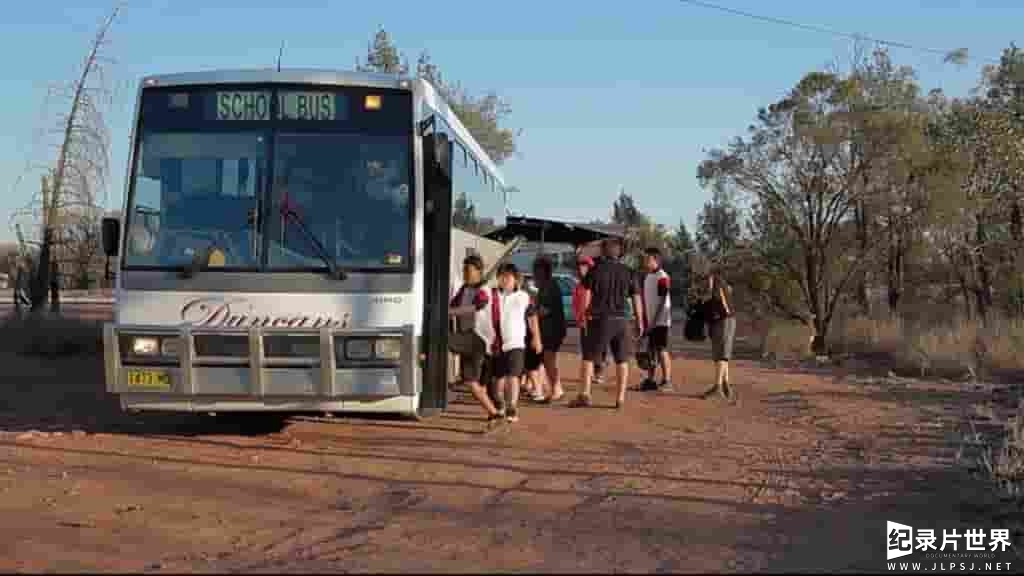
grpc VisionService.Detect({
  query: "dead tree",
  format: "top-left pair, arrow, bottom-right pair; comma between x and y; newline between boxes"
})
10,4 -> 121,315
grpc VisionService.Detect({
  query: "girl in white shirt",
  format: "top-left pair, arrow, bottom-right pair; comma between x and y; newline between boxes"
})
491,263 -> 541,423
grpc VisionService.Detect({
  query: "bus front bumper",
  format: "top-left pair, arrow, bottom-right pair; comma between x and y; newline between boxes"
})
103,323 -> 418,413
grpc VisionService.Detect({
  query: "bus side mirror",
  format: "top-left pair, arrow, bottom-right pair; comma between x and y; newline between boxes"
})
102,217 -> 120,257
428,133 -> 451,180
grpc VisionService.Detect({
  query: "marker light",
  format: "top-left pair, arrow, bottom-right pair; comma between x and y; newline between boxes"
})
364,94 -> 382,110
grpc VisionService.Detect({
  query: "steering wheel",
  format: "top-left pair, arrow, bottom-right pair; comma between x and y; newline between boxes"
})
156,229 -> 237,266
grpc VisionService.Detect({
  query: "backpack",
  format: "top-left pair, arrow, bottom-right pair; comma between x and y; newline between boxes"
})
684,301 -> 708,342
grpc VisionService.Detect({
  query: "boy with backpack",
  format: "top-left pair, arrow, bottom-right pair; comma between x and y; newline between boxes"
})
448,254 -> 503,424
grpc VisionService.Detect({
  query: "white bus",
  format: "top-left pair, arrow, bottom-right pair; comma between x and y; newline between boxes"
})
100,69 -> 513,418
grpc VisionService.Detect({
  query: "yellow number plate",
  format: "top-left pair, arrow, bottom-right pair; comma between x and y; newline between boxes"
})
125,369 -> 171,391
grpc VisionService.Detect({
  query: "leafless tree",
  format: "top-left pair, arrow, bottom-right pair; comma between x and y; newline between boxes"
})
9,4 -> 122,313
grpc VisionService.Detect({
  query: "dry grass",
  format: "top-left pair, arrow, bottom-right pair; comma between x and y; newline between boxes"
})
978,401 -> 1024,501
751,319 -> 815,360
755,311 -> 1024,380
836,315 -> 1024,380
960,400 -> 1024,560
0,313 -> 103,357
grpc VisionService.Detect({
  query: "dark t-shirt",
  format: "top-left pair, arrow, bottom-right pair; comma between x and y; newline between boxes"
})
583,257 -> 638,318
537,279 -> 566,339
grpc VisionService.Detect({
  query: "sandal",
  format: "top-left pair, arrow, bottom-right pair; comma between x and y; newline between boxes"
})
722,381 -> 738,405
700,385 -> 721,400
568,394 -> 592,408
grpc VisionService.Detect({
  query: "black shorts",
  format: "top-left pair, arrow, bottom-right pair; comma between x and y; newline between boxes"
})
582,316 -> 632,364
451,331 -> 486,383
494,349 -> 526,379
541,323 -> 565,353
459,350 -> 486,383
524,347 -> 543,371
647,326 -> 669,352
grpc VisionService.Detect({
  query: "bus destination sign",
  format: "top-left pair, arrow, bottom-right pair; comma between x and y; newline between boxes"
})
216,91 -> 338,121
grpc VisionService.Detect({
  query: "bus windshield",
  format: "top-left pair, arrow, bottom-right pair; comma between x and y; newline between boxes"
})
122,85 -> 413,272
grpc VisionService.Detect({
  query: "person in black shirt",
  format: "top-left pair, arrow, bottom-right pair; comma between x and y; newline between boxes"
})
571,238 -> 643,410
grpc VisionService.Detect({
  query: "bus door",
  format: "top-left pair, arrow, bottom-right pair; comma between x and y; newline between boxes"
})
420,132 -> 453,414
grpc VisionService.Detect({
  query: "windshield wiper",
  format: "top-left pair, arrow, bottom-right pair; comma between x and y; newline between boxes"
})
279,201 -> 348,281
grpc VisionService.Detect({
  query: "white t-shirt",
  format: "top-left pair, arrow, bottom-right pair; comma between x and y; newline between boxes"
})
492,288 -> 532,353
642,269 -> 672,329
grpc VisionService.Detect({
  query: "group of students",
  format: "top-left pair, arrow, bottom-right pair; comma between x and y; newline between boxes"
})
448,236 -> 737,425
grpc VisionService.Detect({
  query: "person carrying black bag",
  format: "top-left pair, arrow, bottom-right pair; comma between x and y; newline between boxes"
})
448,254 -> 504,424
701,269 -> 737,403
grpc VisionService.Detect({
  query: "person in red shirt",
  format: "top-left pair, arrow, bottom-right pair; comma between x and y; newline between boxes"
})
572,255 -> 606,384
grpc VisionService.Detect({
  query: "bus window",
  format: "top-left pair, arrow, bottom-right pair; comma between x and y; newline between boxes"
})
124,132 -> 265,268
266,133 -> 411,270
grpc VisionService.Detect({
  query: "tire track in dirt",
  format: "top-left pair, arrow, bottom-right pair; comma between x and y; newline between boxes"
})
0,343 -> 993,572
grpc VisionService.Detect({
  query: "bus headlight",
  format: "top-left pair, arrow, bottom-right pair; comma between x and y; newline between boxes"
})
374,338 -> 401,361
344,338 -> 373,360
132,337 -> 159,356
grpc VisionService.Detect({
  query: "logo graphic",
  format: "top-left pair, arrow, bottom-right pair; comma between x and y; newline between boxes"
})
885,521 -> 1013,564
180,297 -> 351,329
888,521 -> 914,560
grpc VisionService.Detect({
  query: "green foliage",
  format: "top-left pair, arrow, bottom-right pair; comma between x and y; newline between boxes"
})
356,29 -> 518,166
696,43 -> 1024,353
695,187 -> 741,262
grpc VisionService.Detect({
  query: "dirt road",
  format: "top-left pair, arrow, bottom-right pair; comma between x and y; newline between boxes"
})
0,333 -> 1010,573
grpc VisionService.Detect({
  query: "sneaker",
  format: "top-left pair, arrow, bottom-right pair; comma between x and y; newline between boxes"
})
658,380 -> 674,393
592,373 -> 605,385
506,407 -> 519,423
530,391 -> 547,402
639,378 -> 659,392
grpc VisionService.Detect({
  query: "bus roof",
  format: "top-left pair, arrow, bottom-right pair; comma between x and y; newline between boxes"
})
140,68 -> 410,90
137,68 -> 506,189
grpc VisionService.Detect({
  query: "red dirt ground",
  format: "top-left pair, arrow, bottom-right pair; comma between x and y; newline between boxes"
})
0,326 -> 1016,573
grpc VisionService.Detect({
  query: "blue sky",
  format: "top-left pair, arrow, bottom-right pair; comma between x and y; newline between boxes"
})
0,0 -> 1020,242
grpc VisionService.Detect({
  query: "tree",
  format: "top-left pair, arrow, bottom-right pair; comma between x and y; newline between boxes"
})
357,29 -> 518,165
847,48 -> 957,315
355,27 -> 408,75
698,71 -> 881,353
664,220 -> 696,304
11,5 -> 121,313
669,220 -> 695,257
452,192 -> 481,233
612,189 -> 645,227
695,187 -> 742,262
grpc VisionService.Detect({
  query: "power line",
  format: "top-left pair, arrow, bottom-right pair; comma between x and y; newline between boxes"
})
675,0 -> 999,65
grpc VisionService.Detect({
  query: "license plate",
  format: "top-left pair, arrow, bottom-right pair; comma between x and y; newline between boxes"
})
125,369 -> 171,391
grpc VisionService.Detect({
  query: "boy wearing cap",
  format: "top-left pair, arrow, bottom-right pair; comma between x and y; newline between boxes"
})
573,255 -> 607,385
